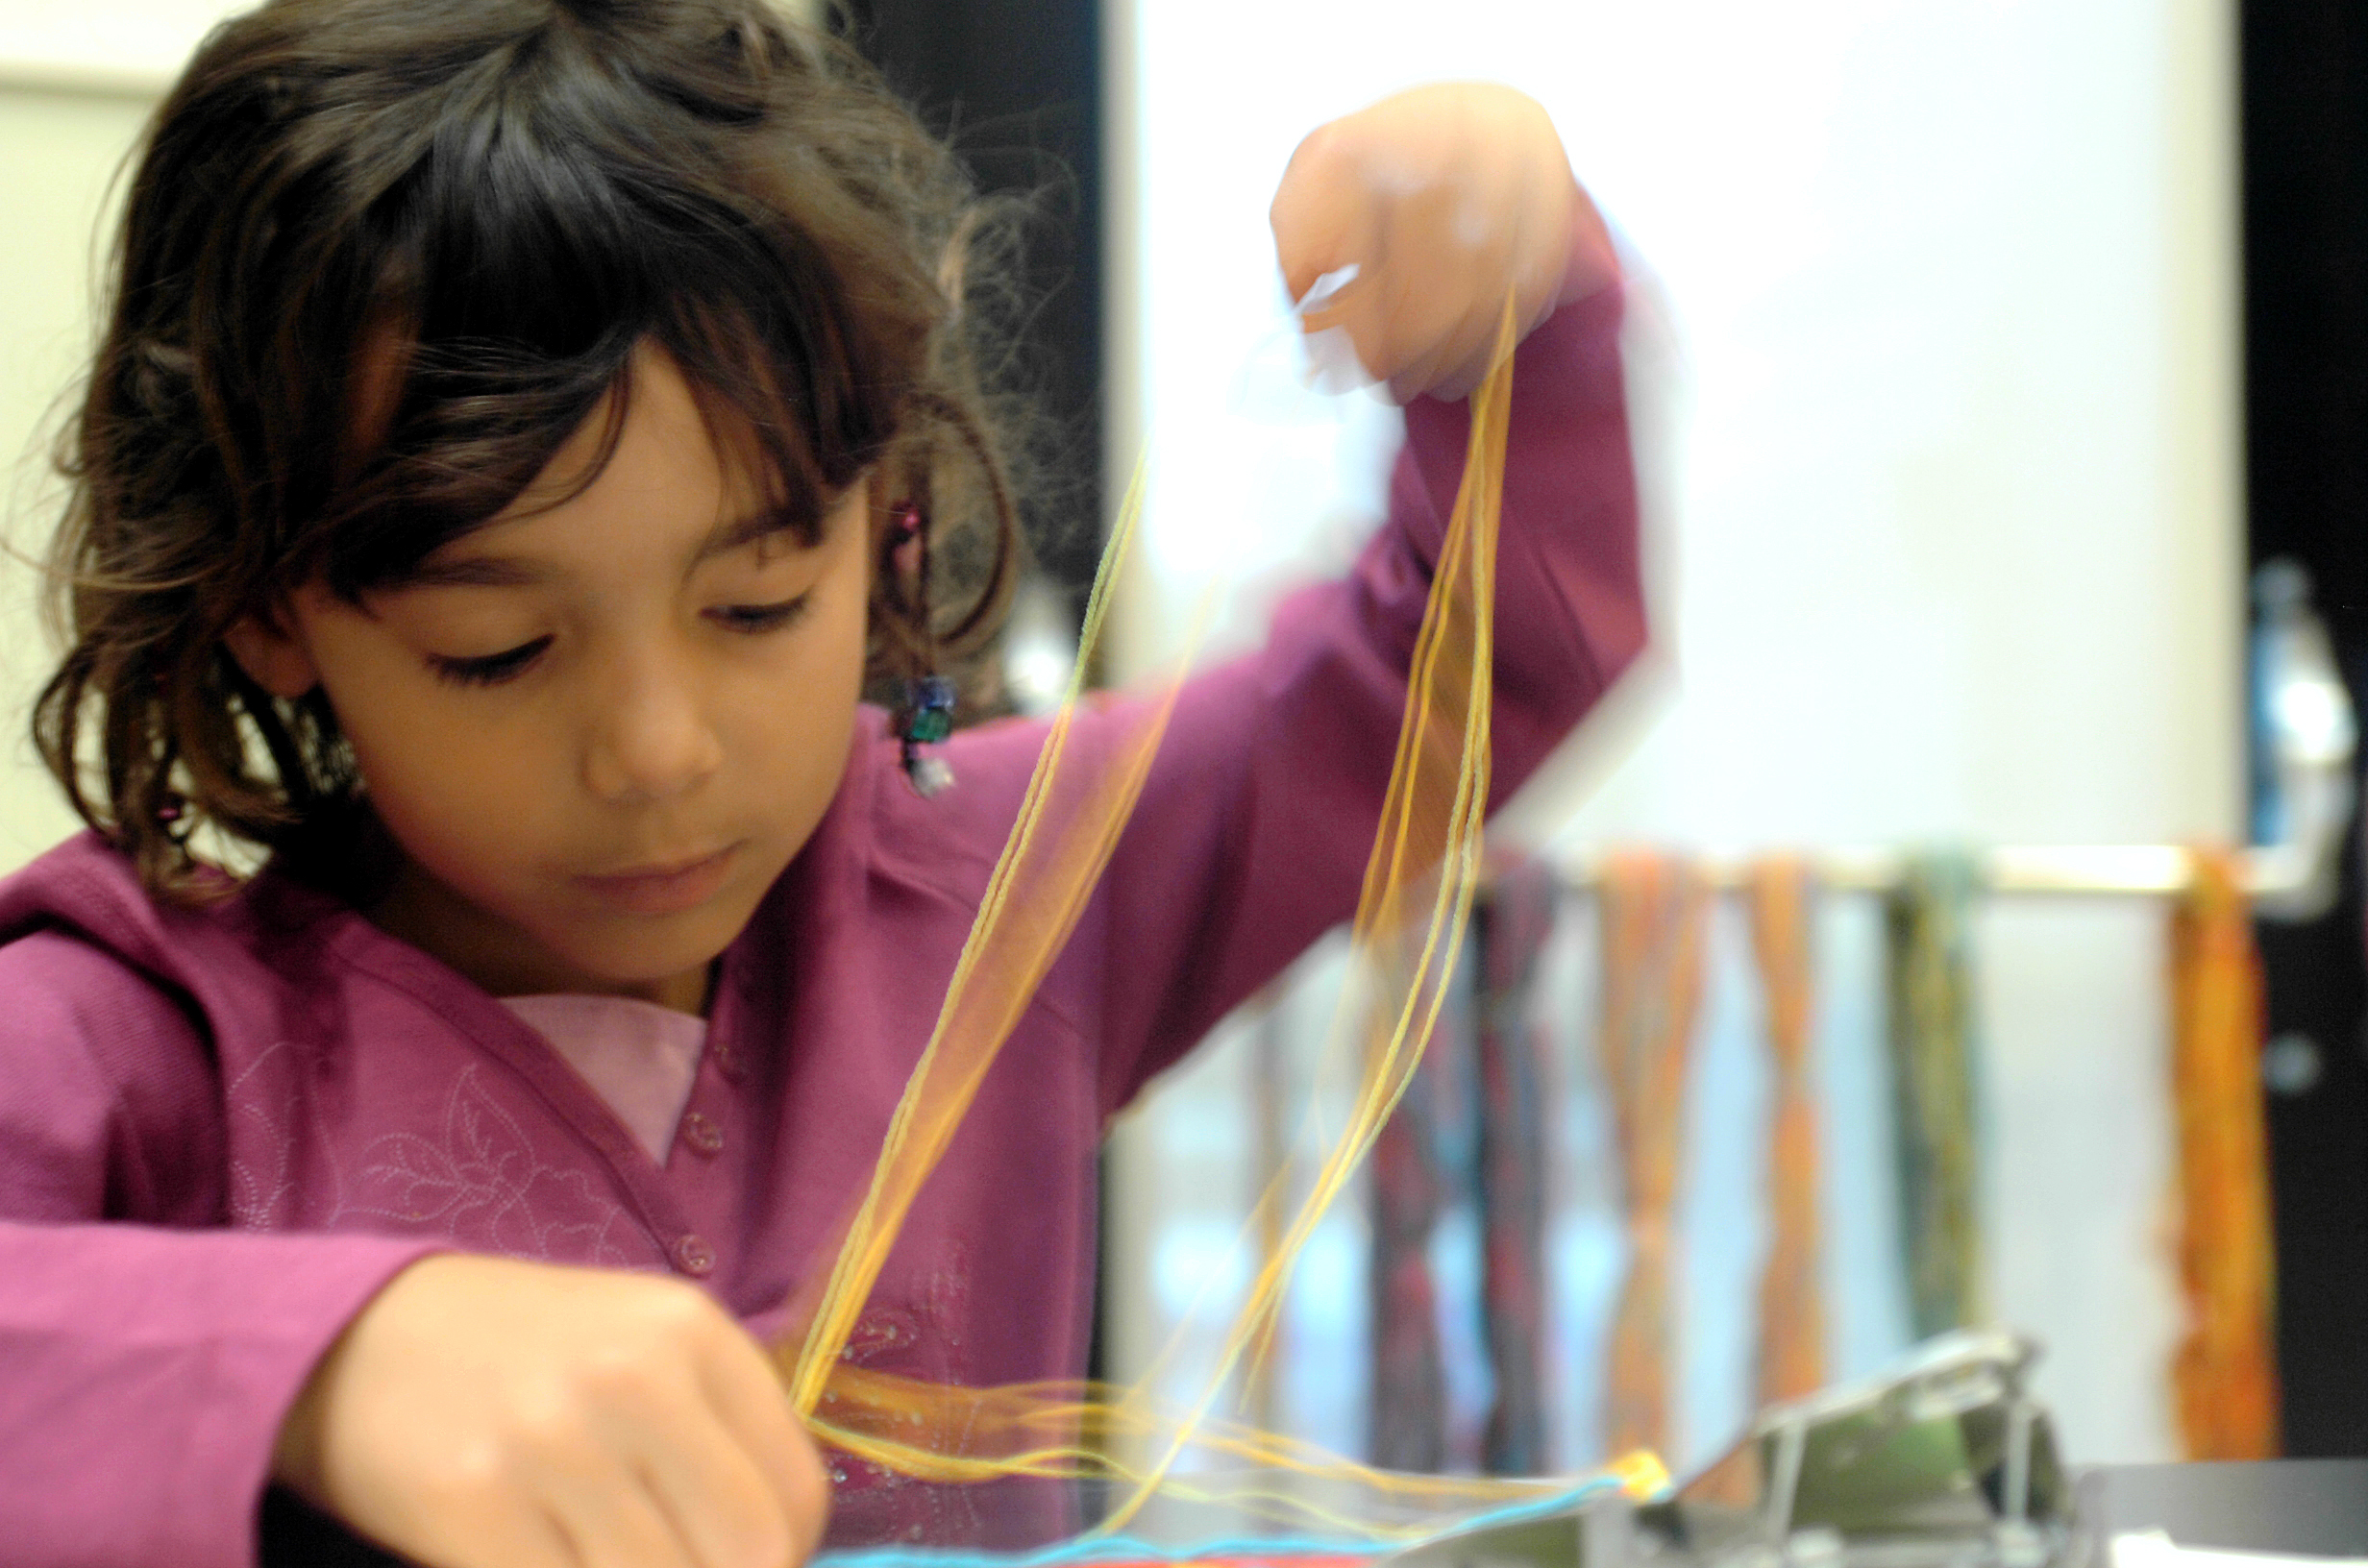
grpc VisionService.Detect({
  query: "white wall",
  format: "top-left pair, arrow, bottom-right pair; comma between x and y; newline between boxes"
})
0,4 -> 254,868
0,0 -> 238,93
1104,0 -> 2240,1473
0,83 -> 159,869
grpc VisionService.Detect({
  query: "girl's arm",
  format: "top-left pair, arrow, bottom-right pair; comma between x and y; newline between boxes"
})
0,1219 -> 432,1564
0,932 -> 826,1568
0,931 -> 433,1566
1086,87 -> 1643,1105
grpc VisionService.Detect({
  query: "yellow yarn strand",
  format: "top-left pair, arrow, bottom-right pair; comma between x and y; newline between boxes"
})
777,297 -> 1641,1536
1093,296 -> 1514,1535
784,448 -> 1170,1417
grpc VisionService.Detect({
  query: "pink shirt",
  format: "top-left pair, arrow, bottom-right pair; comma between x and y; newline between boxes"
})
499,994 -> 710,1164
0,290 -> 1641,1566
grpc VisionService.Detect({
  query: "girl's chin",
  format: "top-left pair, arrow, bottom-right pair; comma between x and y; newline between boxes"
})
535,875 -> 764,1002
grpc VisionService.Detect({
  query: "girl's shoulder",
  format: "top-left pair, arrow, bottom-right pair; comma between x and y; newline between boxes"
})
0,829 -> 327,965
0,832 -> 225,993
0,838 -> 245,1206
0,832 -> 348,1065
852,702 -> 1052,907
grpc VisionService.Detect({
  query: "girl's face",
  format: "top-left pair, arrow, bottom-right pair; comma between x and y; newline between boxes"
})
229,344 -> 873,1011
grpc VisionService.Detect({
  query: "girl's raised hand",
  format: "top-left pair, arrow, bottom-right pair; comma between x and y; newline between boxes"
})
1270,83 -> 1616,404
272,1254 -> 830,1568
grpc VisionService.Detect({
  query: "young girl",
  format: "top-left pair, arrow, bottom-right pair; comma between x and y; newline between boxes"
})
0,1 -> 1641,1564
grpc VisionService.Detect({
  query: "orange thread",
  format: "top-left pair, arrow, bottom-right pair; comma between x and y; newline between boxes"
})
1596,852 -> 1711,1460
1746,856 -> 1823,1405
2168,847 -> 2281,1459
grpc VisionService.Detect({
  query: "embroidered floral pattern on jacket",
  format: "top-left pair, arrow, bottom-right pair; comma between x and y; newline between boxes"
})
226,1038 -> 639,1263
342,1065 -> 637,1263
224,1041 -> 304,1231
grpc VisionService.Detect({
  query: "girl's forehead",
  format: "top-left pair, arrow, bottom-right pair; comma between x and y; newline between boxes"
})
414,358 -> 841,584
451,353 -> 739,547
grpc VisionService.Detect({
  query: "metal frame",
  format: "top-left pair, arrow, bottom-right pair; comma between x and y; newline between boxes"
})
1554,843 -> 2318,901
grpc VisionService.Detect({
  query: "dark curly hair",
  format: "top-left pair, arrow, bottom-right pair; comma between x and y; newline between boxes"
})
35,0 -> 1029,900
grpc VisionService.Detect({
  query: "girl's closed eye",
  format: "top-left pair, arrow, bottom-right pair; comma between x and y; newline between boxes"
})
421,593 -> 812,687
428,637 -> 553,688
708,593 -> 812,634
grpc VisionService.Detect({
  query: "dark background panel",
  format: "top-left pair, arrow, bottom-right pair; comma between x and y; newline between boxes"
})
2241,0 -> 2368,1456
843,0 -> 1107,599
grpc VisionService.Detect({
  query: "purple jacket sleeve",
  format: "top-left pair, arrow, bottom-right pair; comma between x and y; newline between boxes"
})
0,932 -> 435,1568
1096,283 -> 1644,1108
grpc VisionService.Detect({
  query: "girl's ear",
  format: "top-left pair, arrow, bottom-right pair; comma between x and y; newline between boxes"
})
222,608 -> 321,699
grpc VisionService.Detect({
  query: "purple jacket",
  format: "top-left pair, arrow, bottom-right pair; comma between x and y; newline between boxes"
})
0,290 -> 1641,1566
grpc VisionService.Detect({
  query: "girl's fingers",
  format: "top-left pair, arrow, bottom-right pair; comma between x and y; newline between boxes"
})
1364,287 -> 1476,402
1507,180 -> 1567,333
1349,204 -> 1481,386
285,1258 -> 826,1568
1330,218 -> 1416,380
699,1336 -> 831,1562
1411,349 -> 1487,407
1272,85 -> 1591,401
1270,126 -> 1376,304
1381,238 -> 1513,402
640,1452 -> 784,1568
399,1503 -> 580,1568
542,1451 -> 698,1568
632,1385 -> 798,1568
1558,191 -> 1621,306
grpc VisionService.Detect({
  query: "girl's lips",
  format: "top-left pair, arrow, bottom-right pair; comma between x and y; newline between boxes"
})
573,845 -> 738,915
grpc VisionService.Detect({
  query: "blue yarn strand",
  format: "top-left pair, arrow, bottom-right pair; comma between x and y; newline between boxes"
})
816,1475 -> 1624,1568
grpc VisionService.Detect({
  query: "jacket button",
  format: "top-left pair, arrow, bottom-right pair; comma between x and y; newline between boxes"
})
674,1234 -> 716,1276
682,1112 -> 724,1156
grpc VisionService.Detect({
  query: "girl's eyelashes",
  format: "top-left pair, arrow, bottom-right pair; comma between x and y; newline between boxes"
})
422,595 -> 810,687
427,637 -> 552,688
707,593 -> 813,634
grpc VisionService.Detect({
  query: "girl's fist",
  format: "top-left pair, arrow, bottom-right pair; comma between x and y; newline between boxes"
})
1270,84 -> 1615,403
273,1254 -> 830,1568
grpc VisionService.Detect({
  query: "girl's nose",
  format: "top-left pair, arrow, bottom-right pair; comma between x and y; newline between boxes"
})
580,646 -> 726,805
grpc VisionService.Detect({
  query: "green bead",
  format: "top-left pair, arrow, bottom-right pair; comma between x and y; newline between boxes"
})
908,708 -> 952,745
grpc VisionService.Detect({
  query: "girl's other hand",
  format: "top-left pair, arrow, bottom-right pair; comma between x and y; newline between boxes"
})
272,1254 -> 830,1568
1270,83 -> 1616,404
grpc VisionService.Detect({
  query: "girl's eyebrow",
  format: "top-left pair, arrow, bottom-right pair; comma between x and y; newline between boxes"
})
396,554 -> 547,590
389,502 -> 816,592
696,502 -> 810,562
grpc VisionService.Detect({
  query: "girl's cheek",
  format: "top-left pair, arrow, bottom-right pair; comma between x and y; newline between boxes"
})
339,656 -> 562,821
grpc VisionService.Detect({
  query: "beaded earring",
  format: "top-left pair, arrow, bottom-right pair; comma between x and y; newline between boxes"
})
889,502 -> 956,796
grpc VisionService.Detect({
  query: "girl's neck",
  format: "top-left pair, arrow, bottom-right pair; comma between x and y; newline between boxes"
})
367,860 -> 712,1016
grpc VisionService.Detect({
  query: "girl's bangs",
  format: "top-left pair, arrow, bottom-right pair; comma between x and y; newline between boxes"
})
319,45 -> 862,594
